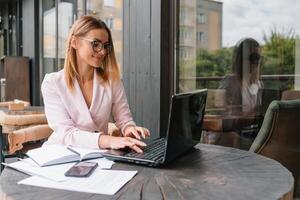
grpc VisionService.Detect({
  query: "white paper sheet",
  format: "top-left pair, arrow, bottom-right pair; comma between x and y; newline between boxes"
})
18,169 -> 137,195
3,157 -> 115,182
3,159 -> 72,182
93,157 -> 115,169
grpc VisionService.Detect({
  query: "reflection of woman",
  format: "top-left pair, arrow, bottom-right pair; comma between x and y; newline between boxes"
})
42,16 -> 149,153
219,38 -> 263,114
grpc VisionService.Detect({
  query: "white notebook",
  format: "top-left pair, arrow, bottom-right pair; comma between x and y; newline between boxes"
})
26,144 -> 107,167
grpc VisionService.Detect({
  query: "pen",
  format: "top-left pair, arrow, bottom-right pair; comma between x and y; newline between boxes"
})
66,146 -> 80,155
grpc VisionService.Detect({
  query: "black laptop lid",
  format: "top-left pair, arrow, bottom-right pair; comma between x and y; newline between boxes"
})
164,89 -> 207,163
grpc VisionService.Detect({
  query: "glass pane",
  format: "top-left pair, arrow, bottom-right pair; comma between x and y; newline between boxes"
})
11,8 -> 17,56
86,0 -> 123,71
0,16 -> 4,57
42,0 -> 56,75
177,0 -> 222,93
176,0 -> 300,150
58,0 -> 75,70
77,0 -> 84,17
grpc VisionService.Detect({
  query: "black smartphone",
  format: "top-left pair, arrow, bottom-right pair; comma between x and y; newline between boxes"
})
64,161 -> 98,177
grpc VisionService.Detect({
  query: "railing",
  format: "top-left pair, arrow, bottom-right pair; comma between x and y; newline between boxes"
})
179,74 -> 300,89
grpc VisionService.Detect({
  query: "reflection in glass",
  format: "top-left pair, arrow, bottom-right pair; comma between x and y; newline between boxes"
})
58,1 -> 75,70
177,0 -> 222,93
219,38 -> 263,114
77,0 -> 84,17
176,0 -> 300,151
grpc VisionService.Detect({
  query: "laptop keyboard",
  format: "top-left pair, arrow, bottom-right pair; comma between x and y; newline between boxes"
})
124,138 -> 166,161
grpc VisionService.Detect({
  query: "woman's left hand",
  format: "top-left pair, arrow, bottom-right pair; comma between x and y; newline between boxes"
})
124,126 -> 150,140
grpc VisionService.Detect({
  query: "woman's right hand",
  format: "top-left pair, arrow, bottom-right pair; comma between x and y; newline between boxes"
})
98,135 -> 146,153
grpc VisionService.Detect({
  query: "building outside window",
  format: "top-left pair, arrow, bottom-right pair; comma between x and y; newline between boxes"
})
57,1 -> 75,70
42,0 -> 56,75
179,8 -> 187,22
197,13 -> 205,24
197,31 -> 204,42
104,18 -> 114,29
104,0 -> 114,7
177,0 -> 221,93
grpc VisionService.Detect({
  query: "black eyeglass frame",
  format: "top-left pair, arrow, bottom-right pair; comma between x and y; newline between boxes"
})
79,37 -> 112,54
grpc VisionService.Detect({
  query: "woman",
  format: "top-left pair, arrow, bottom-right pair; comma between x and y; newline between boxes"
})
219,38 -> 263,114
41,16 -> 149,153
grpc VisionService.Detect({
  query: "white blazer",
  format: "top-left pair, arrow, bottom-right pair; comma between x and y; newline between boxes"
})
41,69 -> 135,149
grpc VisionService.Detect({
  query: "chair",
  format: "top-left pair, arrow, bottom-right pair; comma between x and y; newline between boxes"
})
0,105 -> 49,171
0,124 -> 53,172
260,88 -> 282,114
5,122 -> 120,154
7,124 -> 53,155
249,100 -> 300,195
281,90 -> 300,100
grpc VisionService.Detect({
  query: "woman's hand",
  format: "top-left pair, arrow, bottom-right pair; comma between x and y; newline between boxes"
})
124,126 -> 150,140
98,135 -> 146,153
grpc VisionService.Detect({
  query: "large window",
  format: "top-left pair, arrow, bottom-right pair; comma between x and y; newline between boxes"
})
0,0 -> 22,57
177,0 -> 300,94
58,1 -> 76,70
42,0 -> 56,75
176,0 -> 300,150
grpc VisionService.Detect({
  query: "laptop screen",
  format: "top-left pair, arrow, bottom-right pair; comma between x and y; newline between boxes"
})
165,89 -> 207,162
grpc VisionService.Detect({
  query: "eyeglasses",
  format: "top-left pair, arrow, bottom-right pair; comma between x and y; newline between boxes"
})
79,37 -> 112,54
249,53 -> 261,65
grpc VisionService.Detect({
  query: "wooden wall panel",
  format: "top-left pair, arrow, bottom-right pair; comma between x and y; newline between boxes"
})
123,0 -> 161,139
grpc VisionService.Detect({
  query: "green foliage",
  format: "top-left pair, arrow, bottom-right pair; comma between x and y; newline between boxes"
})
261,27 -> 296,90
192,48 -> 232,88
261,27 -> 295,76
191,27 -> 296,90
196,48 -> 232,77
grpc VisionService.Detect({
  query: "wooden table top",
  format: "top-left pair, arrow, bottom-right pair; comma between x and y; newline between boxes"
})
0,144 -> 294,200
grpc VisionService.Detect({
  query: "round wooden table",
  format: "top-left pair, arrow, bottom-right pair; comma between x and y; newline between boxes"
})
0,144 -> 294,200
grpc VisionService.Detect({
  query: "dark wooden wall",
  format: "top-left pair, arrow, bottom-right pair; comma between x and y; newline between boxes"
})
123,0 -> 161,139
0,56 -> 30,102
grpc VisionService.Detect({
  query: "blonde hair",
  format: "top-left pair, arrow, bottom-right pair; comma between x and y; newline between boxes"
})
64,15 -> 120,91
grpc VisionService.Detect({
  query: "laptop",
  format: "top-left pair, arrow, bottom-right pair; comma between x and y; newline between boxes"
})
102,89 -> 207,167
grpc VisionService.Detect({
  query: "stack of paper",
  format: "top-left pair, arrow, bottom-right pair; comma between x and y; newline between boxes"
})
3,157 -> 115,182
3,145 -> 138,195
